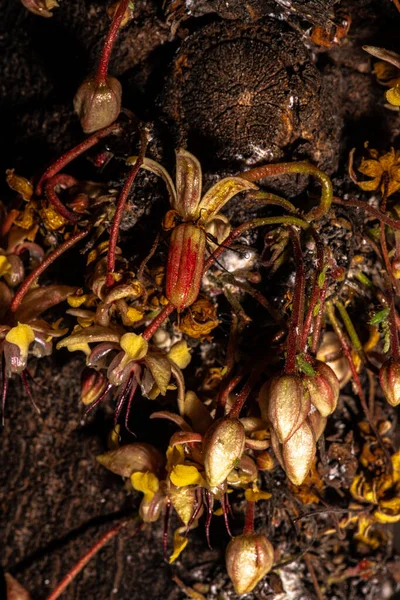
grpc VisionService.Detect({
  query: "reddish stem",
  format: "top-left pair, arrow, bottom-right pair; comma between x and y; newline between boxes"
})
243,501 -> 255,535
36,123 -> 121,195
96,0 -> 130,84
142,304 -> 175,341
219,372 -> 244,416
285,228 -> 305,374
326,302 -> 392,469
229,363 -> 265,419
311,281 -> 328,355
140,217 -> 307,344
106,131 -> 148,287
333,196 -> 400,231
45,519 -> 140,600
9,228 -> 89,313
301,232 -> 326,352
44,174 -> 80,223
388,286 -> 400,360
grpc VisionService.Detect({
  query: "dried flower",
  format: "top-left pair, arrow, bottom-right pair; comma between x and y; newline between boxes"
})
74,76 -> 122,134
127,149 -> 256,309
203,417 -> 245,487
179,296 -> 219,339
356,148 -> 400,196
225,534 -> 274,594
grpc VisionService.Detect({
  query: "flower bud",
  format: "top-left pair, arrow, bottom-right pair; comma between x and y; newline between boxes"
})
379,358 -> 400,407
203,417 -> 245,487
226,534 -> 274,594
259,374 -> 309,444
317,332 -> 351,388
97,443 -> 165,478
166,223 -> 206,310
80,368 -> 108,406
271,420 -> 316,486
308,406 -> 327,441
74,76 -> 122,134
302,360 -> 339,417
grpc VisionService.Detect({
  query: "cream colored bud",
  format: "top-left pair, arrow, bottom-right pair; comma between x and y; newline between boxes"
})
226,534 -> 274,594
259,374 -> 309,443
317,331 -> 351,388
203,417 -> 245,487
282,420 -> 316,486
74,76 -> 122,133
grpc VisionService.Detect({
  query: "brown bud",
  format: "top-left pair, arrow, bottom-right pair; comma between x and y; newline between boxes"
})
203,417 -> 245,487
226,534 -> 274,594
259,374 -> 310,444
74,76 -> 122,134
302,360 -> 339,417
271,420 -> 316,486
80,368 -> 107,406
97,443 -> 165,478
379,358 -> 400,407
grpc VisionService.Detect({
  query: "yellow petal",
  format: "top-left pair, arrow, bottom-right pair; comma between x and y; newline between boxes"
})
358,158 -> 382,178
386,85 -> 400,106
6,169 -> 33,201
168,341 -> 192,369
0,256 -> 12,278
378,148 -> 396,171
244,488 -> 272,502
166,444 -> 185,471
131,471 -> 159,503
67,294 -> 88,308
391,451 -> 400,482
169,527 -> 189,563
65,341 -> 91,355
374,509 -> 400,523
5,323 -> 35,362
120,332 -> 148,361
357,178 -> 382,192
170,464 -> 205,487
126,307 -> 144,323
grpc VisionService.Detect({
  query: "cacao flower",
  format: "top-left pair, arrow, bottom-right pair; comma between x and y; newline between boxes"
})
259,374 -> 310,443
380,358 -> 400,406
203,417 -> 245,487
126,149 -> 257,310
225,534 -> 274,594
302,360 -> 340,417
74,76 -> 122,134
